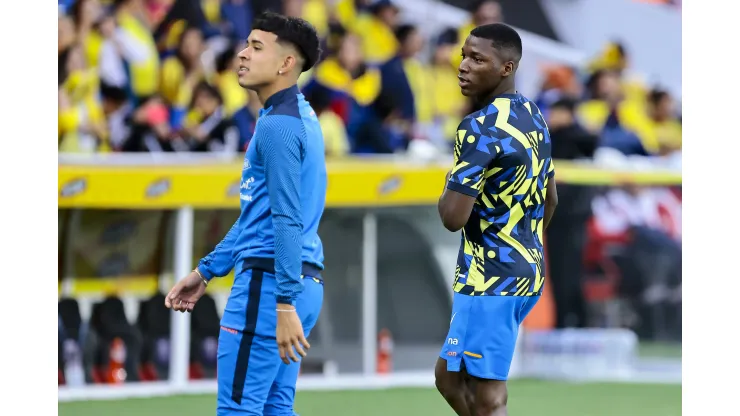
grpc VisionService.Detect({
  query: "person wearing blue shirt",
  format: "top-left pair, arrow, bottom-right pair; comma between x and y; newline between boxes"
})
165,12 -> 326,416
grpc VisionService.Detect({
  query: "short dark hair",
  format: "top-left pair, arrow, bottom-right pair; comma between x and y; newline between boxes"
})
191,81 -> 223,106
550,97 -> 578,113
100,82 -> 128,103
216,44 -> 238,73
470,23 -> 522,63
435,27 -> 458,47
58,46 -> 72,86
648,88 -> 670,106
395,24 -> 417,44
252,12 -> 321,72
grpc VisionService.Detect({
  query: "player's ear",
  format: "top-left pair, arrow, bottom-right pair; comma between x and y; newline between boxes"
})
501,61 -> 515,78
279,54 -> 298,75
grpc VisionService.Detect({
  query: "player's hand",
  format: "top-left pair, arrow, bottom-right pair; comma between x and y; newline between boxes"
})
165,270 -> 207,313
276,304 -> 310,364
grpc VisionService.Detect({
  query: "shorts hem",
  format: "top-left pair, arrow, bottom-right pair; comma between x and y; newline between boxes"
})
463,365 -> 508,381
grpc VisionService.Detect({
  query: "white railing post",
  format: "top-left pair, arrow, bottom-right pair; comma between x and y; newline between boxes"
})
170,206 -> 194,387
361,211 -> 378,375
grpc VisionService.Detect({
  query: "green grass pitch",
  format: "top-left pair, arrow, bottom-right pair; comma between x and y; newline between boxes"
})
59,380 -> 681,416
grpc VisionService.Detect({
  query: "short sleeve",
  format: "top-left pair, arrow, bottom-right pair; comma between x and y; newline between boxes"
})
547,158 -> 555,179
446,117 -> 500,197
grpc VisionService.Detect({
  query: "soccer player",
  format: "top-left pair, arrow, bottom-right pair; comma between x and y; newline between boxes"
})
435,23 -> 559,416
164,12 -> 326,416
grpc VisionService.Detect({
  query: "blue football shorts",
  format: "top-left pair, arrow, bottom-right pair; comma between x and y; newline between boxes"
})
439,292 -> 540,380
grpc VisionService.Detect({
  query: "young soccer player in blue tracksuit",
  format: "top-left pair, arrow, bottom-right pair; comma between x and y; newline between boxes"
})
165,12 -> 326,416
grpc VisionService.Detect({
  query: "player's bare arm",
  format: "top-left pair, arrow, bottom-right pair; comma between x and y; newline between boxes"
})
543,177 -> 559,229
438,187 -> 477,232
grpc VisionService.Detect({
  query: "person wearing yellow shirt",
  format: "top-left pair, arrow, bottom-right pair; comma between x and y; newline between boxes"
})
159,26 -> 208,128
587,41 -> 648,107
430,28 -> 468,147
70,0 -> 106,69
58,44 -> 108,153
114,0 -> 161,102
578,70 -> 658,155
340,0 -> 400,66
300,0 -> 330,39
304,89 -> 350,157
177,82 -> 240,153
214,45 -> 256,150
214,45 -> 249,117
451,0 -> 503,68
398,24 -> 464,148
646,89 -> 682,154
302,30 -> 382,144
397,25 -> 432,124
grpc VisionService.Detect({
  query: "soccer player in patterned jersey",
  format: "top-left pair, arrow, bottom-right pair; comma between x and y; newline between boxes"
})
435,23 -> 559,416
164,12 -> 327,416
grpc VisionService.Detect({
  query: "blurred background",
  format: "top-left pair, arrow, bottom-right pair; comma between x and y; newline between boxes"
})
57,0 -> 682,415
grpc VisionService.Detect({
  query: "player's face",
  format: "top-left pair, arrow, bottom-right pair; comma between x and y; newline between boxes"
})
457,35 -> 514,98
236,30 -> 284,91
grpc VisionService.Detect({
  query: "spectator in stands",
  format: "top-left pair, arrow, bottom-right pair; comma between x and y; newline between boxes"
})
545,97 -> 598,329
100,83 -> 134,151
159,25 -> 207,129
96,14 -> 132,91
155,0 -> 211,45
282,0 -> 304,18
354,85 -> 410,154
396,25 -> 435,141
177,82 -> 239,153
220,0 -> 254,42
357,1 -> 416,145
306,89 -> 351,157
578,70 -> 654,156
70,0 -> 107,69
235,89 -> 263,151
146,0 -> 172,27
548,98 -> 598,160
118,97 -> 172,152
343,0 -> 400,66
451,0 -> 503,68
646,89 -> 682,155
113,0 -> 161,104
535,65 -> 582,117
58,44 -> 108,153
471,0 -> 504,25
300,0 -> 331,40
429,28 -> 468,147
588,41 -> 647,106
213,45 -> 247,116
214,45 -> 256,150
201,0 -> 226,35
303,28 -> 382,151
59,13 -> 77,54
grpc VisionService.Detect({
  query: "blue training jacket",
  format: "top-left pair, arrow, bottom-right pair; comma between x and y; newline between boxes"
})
197,85 -> 327,327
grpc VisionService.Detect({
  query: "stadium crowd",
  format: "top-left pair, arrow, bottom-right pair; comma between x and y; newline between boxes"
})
58,0 -> 682,159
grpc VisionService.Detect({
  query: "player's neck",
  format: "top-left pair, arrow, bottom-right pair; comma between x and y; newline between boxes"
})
256,80 -> 297,108
480,81 -> 517,105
